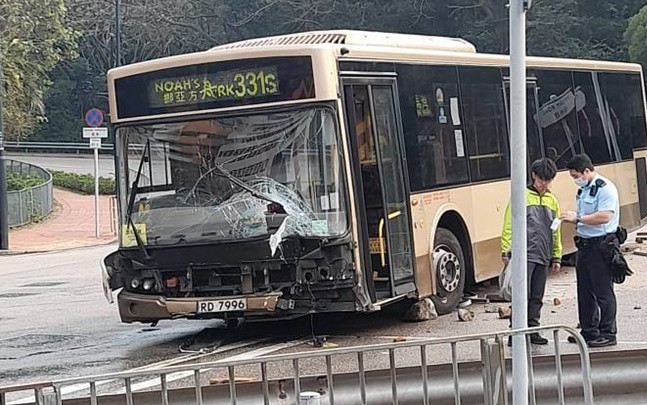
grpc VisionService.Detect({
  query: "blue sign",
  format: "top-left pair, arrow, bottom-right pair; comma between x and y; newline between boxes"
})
84,108 -> 104,128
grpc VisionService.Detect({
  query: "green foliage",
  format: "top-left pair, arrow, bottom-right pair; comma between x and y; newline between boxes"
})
21,0 -> 647,143
6,172 -> 44,191
0,0 -> 78,140
626,4 -> 647,67
51,171 -> 115,195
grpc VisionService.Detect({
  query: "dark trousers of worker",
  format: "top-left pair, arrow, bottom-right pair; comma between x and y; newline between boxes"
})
576,244 -> 617,341
509,261 -> 549,328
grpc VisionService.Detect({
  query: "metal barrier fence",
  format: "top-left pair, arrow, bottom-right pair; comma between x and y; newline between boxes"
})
5,159 -> 54,227
4,141 -> 145,154
0,325 -> 594,405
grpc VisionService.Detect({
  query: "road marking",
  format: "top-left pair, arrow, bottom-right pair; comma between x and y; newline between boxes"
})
213,337 -> 310,363
7,339 -> 266,405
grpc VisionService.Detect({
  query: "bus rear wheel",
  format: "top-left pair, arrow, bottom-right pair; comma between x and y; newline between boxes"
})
430,228 -> 466,315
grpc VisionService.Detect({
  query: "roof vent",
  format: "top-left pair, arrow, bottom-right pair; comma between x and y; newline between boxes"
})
210,30 -> 476,53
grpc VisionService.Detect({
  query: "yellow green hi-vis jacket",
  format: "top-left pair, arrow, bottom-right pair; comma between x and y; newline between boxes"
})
501,186 -> 563,265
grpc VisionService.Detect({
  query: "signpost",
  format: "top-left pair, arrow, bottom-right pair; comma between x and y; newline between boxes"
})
510,1 -> 531,404
83,108 -> 108,238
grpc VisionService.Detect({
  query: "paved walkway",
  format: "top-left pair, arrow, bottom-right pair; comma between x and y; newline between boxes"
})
7,188 -> 117,252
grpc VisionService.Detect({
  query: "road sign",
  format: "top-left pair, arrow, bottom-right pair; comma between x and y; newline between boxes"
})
83,127 -> 108,139
89,138 -> 102,149
85,108 -> 104,128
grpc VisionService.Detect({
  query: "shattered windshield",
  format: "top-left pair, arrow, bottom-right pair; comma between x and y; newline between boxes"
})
117,107 -> 347,248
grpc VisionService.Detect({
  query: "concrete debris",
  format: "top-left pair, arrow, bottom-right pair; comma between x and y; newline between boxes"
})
553,298 -> 561,306
210,377 -> 257,385
458,308 -> 475,322
484,305 -> 498,313
498,306 -> 512,319
404,298 -> 438,322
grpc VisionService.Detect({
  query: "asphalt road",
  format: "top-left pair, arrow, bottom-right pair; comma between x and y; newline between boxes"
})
6,153 -> 116,178
2,239 -> 647,398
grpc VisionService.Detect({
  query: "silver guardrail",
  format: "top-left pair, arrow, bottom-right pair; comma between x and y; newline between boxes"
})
0,325 -> 594,405
4,141 -> 146,153
5,159 -> 54,227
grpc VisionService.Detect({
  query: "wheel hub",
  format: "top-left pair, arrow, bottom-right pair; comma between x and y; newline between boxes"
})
433,248 -> 461,293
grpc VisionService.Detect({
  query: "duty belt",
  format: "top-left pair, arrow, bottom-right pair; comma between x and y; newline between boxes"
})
574,234 -> 613,250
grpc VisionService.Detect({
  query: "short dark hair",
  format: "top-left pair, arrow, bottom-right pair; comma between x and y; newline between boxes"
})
566,154 -> 594,173
531,158 -> 557,181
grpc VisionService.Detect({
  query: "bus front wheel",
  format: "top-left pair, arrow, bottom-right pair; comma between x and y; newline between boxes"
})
430,228 -> 466,315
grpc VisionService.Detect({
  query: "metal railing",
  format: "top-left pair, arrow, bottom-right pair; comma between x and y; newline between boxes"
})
5,159 -> 54,227
4,141 -> 146,154
0,325 -> 594,405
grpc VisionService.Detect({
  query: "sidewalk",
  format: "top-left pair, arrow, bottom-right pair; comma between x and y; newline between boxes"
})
7,188 -> 117,252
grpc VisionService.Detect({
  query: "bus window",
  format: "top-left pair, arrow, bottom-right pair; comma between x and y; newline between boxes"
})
458,66 -> 510,181
572,71 -> 615,164
397,65 -> 469,190
599,72 -> 647,157
531,69 -> 582,169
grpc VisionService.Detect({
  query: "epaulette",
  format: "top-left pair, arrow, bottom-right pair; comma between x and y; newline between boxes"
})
589,178 -> 606,197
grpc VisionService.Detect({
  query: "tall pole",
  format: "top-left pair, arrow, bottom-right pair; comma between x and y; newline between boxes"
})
94,146 -> 100,238
115,0 -> 121,68
0,46 -> 9,250
511,0 -> 530,404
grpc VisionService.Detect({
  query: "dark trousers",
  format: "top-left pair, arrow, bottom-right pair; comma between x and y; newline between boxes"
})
509,261 -> 549,328
576,245 -> 617,340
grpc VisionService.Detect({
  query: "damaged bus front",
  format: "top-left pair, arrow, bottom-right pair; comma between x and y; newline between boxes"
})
102,106 -> 362,323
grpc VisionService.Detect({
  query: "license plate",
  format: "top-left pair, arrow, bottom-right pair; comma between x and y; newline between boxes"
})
197,298 -> 247,313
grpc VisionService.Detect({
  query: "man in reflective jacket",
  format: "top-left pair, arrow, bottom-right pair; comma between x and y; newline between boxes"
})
501,158 -> 563,345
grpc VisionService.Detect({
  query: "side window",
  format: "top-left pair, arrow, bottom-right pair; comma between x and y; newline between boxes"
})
397,65 -> 469,191
459,66 -> 510,181
572,71 -> 614,164
531,69 -> 581,169
599,72 -> 647,157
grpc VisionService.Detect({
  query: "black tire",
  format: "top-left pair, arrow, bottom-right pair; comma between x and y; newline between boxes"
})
430,228 -> 466,315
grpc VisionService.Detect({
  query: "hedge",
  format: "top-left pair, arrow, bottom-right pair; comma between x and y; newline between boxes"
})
7,172 -> 44,191
51,171 -> 116,195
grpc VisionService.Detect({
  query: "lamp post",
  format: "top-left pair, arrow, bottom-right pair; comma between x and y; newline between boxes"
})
115,0 -> 121,68
510,0 -> 532,404
0,45 -> 9,250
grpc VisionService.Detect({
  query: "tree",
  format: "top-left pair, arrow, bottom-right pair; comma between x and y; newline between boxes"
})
625,4 -> 647,67
0,0 -> 78,140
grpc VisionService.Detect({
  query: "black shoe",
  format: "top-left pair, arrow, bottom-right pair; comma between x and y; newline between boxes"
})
568,334 -> 597,344
587,337 -> 617,348
530,333 -> 548,345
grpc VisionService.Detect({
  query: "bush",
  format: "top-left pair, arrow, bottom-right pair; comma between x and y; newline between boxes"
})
7,172 -> 44,191
51,171 -> 115,195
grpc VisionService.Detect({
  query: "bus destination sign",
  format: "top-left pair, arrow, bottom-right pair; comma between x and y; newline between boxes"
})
149,66 -> 280,108
115,56 -> 314,120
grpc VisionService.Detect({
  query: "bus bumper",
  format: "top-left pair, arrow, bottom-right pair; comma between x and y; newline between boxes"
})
116,291 -> 283,323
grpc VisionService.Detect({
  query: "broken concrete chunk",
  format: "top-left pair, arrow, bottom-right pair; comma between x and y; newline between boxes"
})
458,308 -> 475,322
553,298 -> 561,306
404,298 -> 438,322
498,306 -> 512,319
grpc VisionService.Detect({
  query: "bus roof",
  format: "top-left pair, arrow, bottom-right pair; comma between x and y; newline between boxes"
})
210,30 -> 478,54
109,29 -> 642,79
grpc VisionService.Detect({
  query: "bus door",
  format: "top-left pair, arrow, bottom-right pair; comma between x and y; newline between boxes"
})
342,79 -> 416,301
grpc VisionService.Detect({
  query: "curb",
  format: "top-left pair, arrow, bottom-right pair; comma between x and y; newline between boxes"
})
0,238 -> 118,256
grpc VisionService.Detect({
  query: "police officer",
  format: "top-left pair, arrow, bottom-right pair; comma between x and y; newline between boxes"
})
560,154 -> 619,348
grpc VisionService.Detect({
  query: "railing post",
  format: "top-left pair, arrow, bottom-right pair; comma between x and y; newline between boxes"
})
480,338 -> 507,405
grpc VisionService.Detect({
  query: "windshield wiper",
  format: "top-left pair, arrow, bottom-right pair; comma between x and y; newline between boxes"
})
190,163 -> 286,211
125,140 -> 152,260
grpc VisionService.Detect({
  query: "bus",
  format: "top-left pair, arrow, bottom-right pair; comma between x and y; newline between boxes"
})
102,30 -> 647,324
